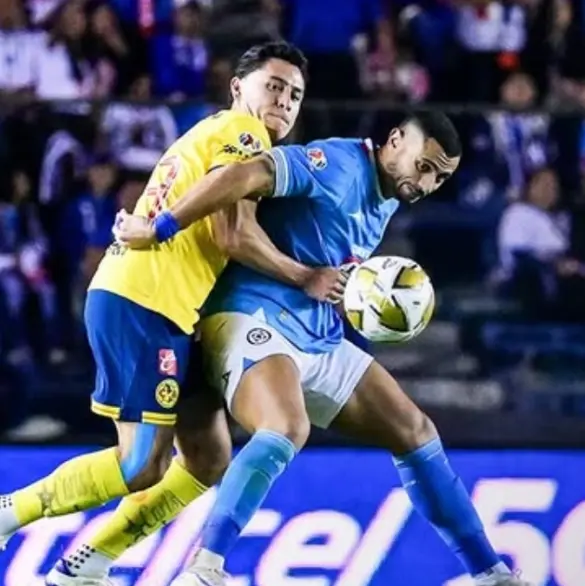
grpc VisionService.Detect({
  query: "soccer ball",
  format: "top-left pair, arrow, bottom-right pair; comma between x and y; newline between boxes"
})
343,256 -> 435,343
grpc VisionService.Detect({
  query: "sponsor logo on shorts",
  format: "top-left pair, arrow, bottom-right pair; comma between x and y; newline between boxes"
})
307,147 -> 327,170
158,349 -> 177,376
246,328 -> 272,345
155,378 -> 180,409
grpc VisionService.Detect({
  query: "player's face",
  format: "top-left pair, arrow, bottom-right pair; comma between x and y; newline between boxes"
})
232,58 -> 305,141
381,124 -> 460,203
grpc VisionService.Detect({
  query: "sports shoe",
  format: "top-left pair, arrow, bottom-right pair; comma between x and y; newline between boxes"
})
478,570 -> 534,586
0,531 -> 14,550
169,564 -> 230,586
44,559 -> 114,586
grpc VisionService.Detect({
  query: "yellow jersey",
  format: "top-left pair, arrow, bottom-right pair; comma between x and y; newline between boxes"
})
89,110 -> 272,333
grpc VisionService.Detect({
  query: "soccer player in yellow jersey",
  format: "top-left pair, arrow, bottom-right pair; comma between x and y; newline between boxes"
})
0,42 -> 345,586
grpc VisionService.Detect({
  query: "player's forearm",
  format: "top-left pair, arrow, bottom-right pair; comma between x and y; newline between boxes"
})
232,225 -> 313,288
169,156 -> 276,230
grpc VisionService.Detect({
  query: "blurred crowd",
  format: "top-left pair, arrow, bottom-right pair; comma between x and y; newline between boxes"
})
2,0 -> 585,438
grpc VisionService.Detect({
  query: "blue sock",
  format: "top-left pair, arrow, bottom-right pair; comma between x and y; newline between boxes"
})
200,429 -> 296,557
393,438 -> 501,577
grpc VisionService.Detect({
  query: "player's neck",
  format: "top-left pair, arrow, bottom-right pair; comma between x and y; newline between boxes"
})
229,103 -> 278,142
373,148 -> 395,200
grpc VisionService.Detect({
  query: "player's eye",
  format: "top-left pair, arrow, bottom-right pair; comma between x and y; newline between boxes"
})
418,162 -> 431,174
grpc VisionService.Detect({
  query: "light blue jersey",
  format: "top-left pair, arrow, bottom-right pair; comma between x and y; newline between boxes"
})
204,138 -> 400,353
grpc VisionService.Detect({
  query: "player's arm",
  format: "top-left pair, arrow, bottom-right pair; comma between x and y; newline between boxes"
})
112,154 -> 275,248
113,142 -> 317,248
211,201 -> 346,300
170,154 -> 276,229
211,200 -> 309,286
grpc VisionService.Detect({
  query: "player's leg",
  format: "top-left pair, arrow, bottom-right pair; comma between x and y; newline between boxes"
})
51,395 -> 232,582
328,353 -> 529,586
172,313 -> 309,586
0,291 -> 184,550
46,342 -> 232,584
31,290 -> 191,584
0,418 -> 174,546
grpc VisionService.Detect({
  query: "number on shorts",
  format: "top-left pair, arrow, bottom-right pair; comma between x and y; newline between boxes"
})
146,155 -> 181,220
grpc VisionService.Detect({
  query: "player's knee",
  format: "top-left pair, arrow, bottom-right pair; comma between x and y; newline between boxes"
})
117,424 -> 174,491
264,414 -> 310,450
119,445 -> 171,491
394,409 -> 438,454
175,428 -> 232,487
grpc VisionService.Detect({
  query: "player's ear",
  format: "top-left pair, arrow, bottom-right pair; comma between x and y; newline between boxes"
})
388,127 -> 403,150
230,77 -> 241,102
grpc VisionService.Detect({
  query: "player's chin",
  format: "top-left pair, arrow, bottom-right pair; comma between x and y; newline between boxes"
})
263,115 -> 291,140
398,184 -> 424,204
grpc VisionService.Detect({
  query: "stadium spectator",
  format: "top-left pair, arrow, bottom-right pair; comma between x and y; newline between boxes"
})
281,0 -> 393,100
488,72 -> 550,201
452,0 -> 528,102
150,0 -> 209,100
0,0 -> 39,101
55,154 -> 117,300
0,169 -> 59,365
87,0 -> 148,96
496,168 -> 585,318
207,0 -> 280,59
99,73 -> 178,173
35,0 -> 98,100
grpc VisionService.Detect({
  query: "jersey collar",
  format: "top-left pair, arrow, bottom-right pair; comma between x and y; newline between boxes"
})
364,138 -> 386,203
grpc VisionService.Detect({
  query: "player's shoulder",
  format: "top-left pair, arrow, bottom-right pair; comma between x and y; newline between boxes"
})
299,138 -> 370,174
197,109 -> 268,140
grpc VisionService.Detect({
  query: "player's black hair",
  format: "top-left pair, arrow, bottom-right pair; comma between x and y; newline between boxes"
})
234,41 -> 308,82
403,111 -> 462,158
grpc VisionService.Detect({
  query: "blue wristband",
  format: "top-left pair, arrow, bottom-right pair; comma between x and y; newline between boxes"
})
153,211 -> 180,243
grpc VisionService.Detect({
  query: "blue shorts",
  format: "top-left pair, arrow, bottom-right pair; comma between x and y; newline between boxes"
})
85,290 -> 191,426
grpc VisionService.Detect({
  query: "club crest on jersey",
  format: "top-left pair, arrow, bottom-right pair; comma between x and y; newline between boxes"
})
155,379 -> 180,409
307,148 -> 327,170
158,349 -> 177,376
247,328 -> 272,345
239,132 -> 262,152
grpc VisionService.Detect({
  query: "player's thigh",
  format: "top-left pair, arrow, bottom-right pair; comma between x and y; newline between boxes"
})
302,339 -> 374,429
173,340 -> 232,486
330,359 -> 437,455
85,290 -> 190,489
85,289 -> 190,427
201,312 -> 310,448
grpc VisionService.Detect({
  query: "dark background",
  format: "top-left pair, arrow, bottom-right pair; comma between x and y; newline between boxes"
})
2,0 -> 585,447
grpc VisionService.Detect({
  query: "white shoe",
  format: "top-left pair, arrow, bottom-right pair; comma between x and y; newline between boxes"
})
170,565 -> 230,586
479,571 -> 534,586
0,530 -> 14,550
45,560 -> 114,586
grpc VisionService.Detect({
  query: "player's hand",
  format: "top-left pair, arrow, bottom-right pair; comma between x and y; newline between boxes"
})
112,209 -> 155,249
303,267 -> 348,304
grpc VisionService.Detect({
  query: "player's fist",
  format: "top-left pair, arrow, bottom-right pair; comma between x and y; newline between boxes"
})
303,267 -> 348,304
112,209 -> 155,249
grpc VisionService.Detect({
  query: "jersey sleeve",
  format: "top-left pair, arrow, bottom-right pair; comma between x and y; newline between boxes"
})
207,113 -> 272,170
268,141 -> 356,199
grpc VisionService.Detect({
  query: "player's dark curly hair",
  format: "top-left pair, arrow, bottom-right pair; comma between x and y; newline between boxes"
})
234,41 -> 308,82
404,111 -> 462,158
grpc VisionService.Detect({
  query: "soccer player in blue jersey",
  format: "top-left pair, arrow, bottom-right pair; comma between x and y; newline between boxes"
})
116,112 -> 534,586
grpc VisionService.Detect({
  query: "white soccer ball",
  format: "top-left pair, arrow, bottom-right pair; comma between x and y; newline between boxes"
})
343,255 -> 435,343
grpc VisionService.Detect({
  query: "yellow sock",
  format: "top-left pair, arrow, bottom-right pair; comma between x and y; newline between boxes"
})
12,448 -> 128,527
88,458 -> 207,559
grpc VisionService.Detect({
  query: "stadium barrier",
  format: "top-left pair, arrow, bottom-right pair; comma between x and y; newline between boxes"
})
0,447 -> 581,586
